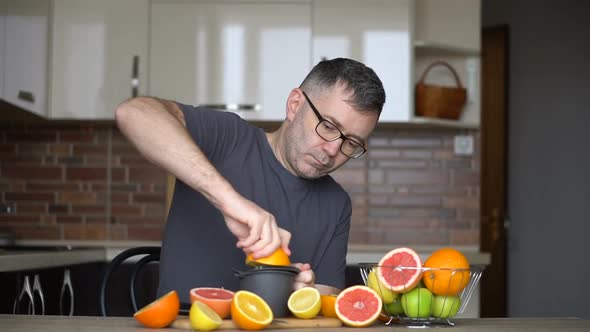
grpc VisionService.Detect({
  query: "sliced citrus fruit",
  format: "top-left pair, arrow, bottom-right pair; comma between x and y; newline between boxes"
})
190,287 -> 234,319
133,290 -> 180,328
231,290 -> 273,331
189,300 -> 222,331
377,247 -> 423,292
287,287 -> 321,319
366,269 -> 398,304
422,247 -> 470,295
335,285 -> 382,328
246,248 -> 290,267
320,294 -> 338,318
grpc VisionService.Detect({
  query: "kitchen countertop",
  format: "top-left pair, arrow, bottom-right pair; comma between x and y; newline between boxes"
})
9,240 -> 492,266
0,247 -> 105,272
1,315 -> 589,331
0,241 -> 490,273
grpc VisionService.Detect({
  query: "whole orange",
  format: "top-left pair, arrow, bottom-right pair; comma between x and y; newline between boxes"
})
422,248 -> 470,296
320,294 -> 338,318
245,248 -> 290,267
133,290 -> 180,328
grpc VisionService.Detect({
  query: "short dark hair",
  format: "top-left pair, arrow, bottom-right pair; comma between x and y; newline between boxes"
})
299,58 -> 385,116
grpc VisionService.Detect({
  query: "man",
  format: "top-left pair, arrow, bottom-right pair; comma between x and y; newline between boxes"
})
115,58 -> 385,303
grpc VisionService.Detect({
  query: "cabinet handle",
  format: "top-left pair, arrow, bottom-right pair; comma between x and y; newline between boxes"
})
131,55 -> 139,98
59,269 -> 74,316
13,275 -> 34,315
32,274 -> 45,315
18,90 -> 35,103
200,103 -> 260,112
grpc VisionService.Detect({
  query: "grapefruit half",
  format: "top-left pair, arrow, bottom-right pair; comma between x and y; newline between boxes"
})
190,287 -> 234,319
335,285 -> 382,327
377,247 -> 423,292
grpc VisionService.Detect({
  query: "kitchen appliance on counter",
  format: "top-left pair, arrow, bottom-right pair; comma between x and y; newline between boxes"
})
233,265 -> 299,317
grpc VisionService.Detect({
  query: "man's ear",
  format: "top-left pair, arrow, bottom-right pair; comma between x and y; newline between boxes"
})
285,88 -> 304,122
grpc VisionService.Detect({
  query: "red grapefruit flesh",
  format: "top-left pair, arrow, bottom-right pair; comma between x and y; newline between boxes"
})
189,287 -> 234,319
377,247 -> 423,293
335,285 -> 382,327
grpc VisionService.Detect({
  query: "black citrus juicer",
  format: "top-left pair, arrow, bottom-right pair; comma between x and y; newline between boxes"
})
233,249 -> 299,317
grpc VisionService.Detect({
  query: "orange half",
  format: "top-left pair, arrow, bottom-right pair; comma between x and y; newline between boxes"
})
133,290 -> 180,328
231,290 -> 273,331
245,248 -> 290,267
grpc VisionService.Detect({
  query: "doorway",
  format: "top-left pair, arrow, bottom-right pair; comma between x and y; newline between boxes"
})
479,25 -> 509,317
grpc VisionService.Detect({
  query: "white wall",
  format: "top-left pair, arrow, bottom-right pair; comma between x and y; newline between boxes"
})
482,0 -> 590,319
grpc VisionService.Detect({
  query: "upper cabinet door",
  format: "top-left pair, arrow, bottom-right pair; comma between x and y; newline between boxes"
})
50,0 -> 149,119
2,0 -> 49,117
415,0 -> 481,52
150,1 -> 311,121
413,0 -> 481,128
312,0 -> 412,122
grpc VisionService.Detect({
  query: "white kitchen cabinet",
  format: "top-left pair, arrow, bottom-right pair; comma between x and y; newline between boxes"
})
49,0 -> 148,119
413,0 -> 481,128
414,0 -> 481,53
1,0 -> 49,117
312,0 -> 413,123
150,0 -> 311,121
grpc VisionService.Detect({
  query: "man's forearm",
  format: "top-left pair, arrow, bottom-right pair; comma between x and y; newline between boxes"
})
115,97 -> 234,210
316,284 -> 341,295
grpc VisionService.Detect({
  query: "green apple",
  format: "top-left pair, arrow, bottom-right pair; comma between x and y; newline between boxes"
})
401,287 -> 433,318
432,295 -> 461,318
383,299 -> 404,316
367,270 -> 398,304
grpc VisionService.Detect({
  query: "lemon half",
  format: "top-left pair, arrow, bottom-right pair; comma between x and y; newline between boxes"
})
190,300 -> 222,331
288,287 -> 321,319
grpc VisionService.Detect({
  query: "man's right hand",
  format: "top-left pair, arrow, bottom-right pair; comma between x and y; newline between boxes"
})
222,194 -> 291,259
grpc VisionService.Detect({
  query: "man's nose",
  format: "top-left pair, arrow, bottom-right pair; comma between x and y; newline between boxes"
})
322,139 -> 342,157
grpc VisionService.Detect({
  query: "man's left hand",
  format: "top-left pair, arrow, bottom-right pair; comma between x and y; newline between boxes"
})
292,263 -> 315,290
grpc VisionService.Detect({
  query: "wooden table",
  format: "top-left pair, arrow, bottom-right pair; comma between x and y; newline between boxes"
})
1,314 -> 589,331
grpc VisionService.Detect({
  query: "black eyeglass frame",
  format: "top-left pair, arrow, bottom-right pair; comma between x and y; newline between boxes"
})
301,91 -> 367,159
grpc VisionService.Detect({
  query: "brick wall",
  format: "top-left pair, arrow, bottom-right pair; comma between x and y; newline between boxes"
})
0,123 -> 479,245
332,128 -> 480,246
0,123 -> 167,241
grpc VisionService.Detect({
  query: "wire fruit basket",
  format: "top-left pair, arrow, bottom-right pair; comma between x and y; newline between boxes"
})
359,263 -> 484,327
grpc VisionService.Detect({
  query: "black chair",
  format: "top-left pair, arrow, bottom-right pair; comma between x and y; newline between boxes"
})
99,246 -> 164,316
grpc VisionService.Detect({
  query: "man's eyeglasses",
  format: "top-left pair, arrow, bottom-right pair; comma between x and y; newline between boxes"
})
301,91 -> 366,159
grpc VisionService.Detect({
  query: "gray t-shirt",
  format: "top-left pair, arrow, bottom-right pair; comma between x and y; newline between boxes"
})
158,104 -> 351,303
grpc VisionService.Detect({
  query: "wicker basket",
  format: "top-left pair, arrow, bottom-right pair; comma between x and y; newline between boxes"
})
415,61 -> 467,120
